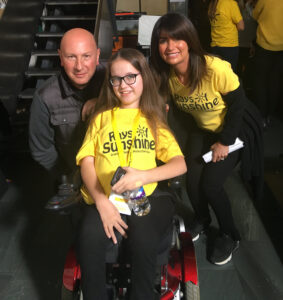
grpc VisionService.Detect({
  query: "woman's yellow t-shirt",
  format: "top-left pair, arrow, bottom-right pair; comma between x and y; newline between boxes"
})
169,55 -> 240,132
210,0 -> 243,47
253,0 -> 283,51
76,108 -> 183,204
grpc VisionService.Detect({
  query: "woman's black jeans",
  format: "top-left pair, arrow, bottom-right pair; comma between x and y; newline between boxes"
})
168,104 -> 241,240
185,128 -> 241,240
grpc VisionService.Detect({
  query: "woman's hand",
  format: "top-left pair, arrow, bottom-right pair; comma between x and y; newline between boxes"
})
111,167 -> 146,194
95,198 -> 128,244
210,142 -> 229,163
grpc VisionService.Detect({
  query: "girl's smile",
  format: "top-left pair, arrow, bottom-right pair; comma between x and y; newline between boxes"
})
111,59 -> 143,109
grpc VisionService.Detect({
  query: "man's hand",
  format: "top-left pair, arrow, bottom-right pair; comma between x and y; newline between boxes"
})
210,142 -> 229,163
82,98 -> 97,121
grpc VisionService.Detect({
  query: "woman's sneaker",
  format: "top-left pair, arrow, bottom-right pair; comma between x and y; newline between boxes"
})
188,219 -> 210,242
210,234 -> 240,265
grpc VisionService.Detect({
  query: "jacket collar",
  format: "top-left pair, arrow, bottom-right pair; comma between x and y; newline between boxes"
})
58,69 -> 82,100
58,66 -> 104,102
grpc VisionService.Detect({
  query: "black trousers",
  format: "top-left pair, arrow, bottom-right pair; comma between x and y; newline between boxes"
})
76,191 -> 174,300
185,128 -> 241,240
211,46 -> 239,73
168,104 -> 240,240
252,44 -> 283,118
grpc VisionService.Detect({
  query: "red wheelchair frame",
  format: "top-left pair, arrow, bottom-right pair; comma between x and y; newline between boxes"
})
61,217 -> 199,300
46,175 -> 200,300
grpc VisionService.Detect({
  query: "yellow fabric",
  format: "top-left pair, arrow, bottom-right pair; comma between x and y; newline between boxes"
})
76,108 -> 183,204
111,108 -> 141,167
169,55 -> 240,132
210,0 -> 243,47
253,0 -> 283,51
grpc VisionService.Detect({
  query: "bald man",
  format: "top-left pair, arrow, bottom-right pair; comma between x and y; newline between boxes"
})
29,28 -> 105,178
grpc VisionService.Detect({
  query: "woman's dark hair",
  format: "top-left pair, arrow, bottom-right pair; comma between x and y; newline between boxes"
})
91,48 -> 170,143
150,12 -> 208,97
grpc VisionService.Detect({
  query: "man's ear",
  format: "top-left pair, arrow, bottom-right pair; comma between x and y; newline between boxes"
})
96,48 -> 101,65
58,49 -> 63,66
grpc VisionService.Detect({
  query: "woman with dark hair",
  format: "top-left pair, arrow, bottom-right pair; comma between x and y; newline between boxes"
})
150,12 -> 263,266
75,48 -> 186,300
208,0 -> 244,72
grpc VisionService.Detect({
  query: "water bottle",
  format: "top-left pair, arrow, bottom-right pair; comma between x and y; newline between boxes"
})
128,186 -> 151,217
110,167 -> 151,216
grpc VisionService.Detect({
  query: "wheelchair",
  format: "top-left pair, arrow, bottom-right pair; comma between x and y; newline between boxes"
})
46,175 -> 200,300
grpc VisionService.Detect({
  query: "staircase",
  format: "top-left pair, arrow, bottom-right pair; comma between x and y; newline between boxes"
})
0,0 -> 44,116
0,0 -> 115,140
23,0 -> 99,94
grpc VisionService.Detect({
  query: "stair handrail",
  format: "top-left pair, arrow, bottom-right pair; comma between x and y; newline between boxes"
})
95,0 -> 118,60
106,0 -> 118,42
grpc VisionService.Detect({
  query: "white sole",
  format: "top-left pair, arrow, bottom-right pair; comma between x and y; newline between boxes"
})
192,234 -> 200,242
214,254 -> 232,265
213,241 -> 240,265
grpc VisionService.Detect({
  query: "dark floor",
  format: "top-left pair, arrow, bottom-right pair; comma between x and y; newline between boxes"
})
0,115 -> 283,300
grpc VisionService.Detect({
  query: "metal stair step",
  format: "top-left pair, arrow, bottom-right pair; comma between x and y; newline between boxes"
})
31,50 -> 59,57
18,88 -> 36,99
36,32 -> 64,38
0,51 -> 27,58
0,19 -> 39,34
41,16 -> 96,21
0,33 -> 33,39
6,0 -> 41,5
0,86 -> 17,98
2,16 -> 39,22
44,1 -> 98,5
25,68 -> 60,77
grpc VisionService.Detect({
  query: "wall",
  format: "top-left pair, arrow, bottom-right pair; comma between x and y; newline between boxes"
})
116,0 -> 167,16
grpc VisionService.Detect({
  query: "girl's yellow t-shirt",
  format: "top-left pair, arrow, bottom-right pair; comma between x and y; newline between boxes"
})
253,0 -> 283,51
76,108 -> 183,204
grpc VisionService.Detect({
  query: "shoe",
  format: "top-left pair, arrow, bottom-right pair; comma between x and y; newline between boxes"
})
188,219 -> 209,242
210,234 -> 239,265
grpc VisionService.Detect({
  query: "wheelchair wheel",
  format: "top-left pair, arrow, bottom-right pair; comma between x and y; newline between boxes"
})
61,285 -> 82,300
184,281 -> 200,300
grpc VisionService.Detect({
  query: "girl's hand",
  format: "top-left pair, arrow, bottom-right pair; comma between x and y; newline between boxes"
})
95,198 -> 128,244
210,142 -> 229,163
111,167 -> 146,194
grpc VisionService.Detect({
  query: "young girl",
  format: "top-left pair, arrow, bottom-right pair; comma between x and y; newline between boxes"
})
75,48 -> 187,300
150,12 -> 263,265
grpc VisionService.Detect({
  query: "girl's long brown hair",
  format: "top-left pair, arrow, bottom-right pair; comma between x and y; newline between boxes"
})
150,12 -> 208,98
208,0 -> 219,21
91,48 -> 171,144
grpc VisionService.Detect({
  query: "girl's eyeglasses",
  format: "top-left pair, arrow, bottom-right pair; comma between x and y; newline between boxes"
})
110,73 -> 140,87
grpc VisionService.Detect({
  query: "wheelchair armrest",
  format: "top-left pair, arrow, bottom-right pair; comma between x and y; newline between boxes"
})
45,190 -> 83,211
168,175 -> 183,190
45,172 -> 83,212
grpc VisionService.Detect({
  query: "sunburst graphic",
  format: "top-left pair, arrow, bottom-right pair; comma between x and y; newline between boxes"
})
137,125 -> 146,137
195,92 -> 208,103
